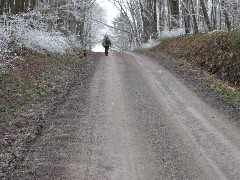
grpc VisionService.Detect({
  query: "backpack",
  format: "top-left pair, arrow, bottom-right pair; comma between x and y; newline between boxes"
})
102,36 -> 111,46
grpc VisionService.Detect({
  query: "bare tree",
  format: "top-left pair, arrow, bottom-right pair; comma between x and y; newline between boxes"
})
221,0 -> 231,31
199,0 -> 212,31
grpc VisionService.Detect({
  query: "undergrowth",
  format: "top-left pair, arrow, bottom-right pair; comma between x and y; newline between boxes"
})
151,29 -> 240,108
133,47 -> 148,52
158,36 -> 174,43
0,53 -> 78,128
207,77 -> 240,108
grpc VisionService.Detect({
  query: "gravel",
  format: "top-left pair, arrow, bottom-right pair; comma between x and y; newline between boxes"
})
1,51 -> 239,179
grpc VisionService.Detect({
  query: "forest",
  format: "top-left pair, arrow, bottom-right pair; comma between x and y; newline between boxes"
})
0,0 -> 240,56
111,0 -> 240,47
0,0 -> 105,59
1,1 -> 240,179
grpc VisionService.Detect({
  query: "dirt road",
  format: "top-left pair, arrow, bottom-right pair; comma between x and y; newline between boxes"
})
23,52 -> 240,179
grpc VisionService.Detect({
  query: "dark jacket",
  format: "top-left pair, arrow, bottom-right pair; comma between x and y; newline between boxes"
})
102,36 -> 111,47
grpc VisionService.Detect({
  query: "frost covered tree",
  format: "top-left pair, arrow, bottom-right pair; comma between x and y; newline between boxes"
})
112,13 -> 132,50
0,0 -> 36,15
0,0 -> 106,55
108,0 -> 240,48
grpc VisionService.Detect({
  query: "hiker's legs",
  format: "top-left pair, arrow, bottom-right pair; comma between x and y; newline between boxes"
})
105,46 -> 109,56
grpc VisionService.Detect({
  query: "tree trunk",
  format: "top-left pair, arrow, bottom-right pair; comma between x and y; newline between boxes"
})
69,12 -> 76,34
190,0 -> 199,33
9,0 -> 14,14
221,0 -> 231,31
200,0 -> 212,31
24,0 -> 29,12
20,0 -> 25,13
139,1 -> 148,42
167,0 -> 171,30
0,0 -> 5,15
152,0 -> 158,39
47,0 -> 55,32
183,1 -> 191,34
15,0 -> 21,14
156,0 -> 160,36
30,0 -> 36,10
169,0 -> 179,29
211,0 -> 217,30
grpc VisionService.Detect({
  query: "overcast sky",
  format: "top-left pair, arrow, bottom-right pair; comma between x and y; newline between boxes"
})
96,0 -> 119,25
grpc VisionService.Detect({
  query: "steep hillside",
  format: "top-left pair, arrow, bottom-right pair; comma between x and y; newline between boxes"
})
145,30 -> 240,109
151,30 -> 240,88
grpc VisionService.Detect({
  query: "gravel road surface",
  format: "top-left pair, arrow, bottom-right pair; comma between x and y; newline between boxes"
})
23,52 -> 240,179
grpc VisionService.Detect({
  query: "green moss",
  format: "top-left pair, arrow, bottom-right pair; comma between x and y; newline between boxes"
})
64,55 -> 76,65
0,102 -> 11,112
0,119 -> 10,128
209,79 -> 240,108
158,36 -> 174,43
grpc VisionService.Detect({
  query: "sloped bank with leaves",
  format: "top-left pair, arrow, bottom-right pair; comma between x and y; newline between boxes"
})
0,52 -> 97,178
146,30 -> 240,110
1,53 -> 76,127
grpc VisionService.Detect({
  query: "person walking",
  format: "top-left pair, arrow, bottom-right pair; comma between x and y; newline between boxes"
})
102,34 -> 111,56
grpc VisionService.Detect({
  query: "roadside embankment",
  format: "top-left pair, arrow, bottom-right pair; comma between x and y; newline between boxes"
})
0,52 -> 99,178
146,30 -> 240,109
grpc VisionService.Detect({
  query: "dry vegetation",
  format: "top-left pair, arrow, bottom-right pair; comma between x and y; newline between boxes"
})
153,30 -> 240,87
0,53 -> 78,128
150,30 -> 240,107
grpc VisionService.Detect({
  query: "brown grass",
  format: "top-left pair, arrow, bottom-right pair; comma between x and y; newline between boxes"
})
152,30 -> 240,88
0,53 -> 78,128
